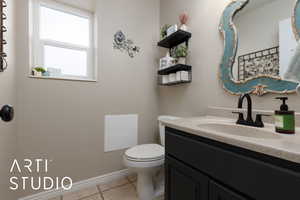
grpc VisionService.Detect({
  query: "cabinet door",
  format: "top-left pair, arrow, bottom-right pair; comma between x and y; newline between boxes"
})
165,156 -> 209,200
210,181 -> 248,200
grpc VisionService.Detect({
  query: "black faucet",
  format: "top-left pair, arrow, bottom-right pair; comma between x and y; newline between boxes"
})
238,94 -> 254,125
233,94 -> 269,128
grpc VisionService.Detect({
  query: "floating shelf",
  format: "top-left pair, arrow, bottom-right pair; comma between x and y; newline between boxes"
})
158,70 -> 192,86
158,30 -> 192,48
158,64 -> 192,75
159,80 -> 192,86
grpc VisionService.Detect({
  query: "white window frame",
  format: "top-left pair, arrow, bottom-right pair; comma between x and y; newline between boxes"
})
29,0 -> 97,81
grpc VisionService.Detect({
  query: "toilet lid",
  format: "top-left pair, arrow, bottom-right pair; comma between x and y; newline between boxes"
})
125,144 -> 165,161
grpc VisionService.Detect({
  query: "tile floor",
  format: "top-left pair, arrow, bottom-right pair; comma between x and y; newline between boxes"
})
48,174 -> 164,200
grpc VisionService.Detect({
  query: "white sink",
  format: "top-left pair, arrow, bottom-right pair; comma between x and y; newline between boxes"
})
197,123 -> 281,139
160,116 -> 300,163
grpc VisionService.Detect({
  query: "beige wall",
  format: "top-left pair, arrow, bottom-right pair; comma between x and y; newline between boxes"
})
159,0 -> 300,117
16,0 -> 160,197
0,0 -> 17,199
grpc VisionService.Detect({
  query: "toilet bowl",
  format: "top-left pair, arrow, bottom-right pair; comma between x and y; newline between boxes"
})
123,116 -> 180,200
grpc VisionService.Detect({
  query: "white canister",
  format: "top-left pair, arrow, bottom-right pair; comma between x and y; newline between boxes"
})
176,71 -> 181,81
169,73 -> 176,83
180,71 -> 189,81
162,75 -> 169,84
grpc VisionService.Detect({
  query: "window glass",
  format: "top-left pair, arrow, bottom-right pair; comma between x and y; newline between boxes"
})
44,45 -> 88,76
40,6 -> 90,46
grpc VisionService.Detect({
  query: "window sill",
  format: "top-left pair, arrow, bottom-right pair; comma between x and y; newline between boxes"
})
28,75 -> 97,82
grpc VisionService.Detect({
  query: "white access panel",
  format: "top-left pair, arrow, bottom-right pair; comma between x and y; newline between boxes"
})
279,18 -> 298,77
104,114 -> 138,152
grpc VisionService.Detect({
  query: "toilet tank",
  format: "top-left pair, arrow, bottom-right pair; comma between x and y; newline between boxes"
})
158,116 -> 180,146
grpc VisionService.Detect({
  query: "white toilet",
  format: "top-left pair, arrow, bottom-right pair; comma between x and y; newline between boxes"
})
123,116 -> 180,200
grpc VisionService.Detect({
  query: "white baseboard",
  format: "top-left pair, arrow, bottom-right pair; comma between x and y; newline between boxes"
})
19,169 -> 131,200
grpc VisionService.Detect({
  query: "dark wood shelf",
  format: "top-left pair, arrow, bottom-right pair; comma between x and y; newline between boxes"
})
158,64 -> 192,75
158,30 -> 192,48
159,80 -> 191,86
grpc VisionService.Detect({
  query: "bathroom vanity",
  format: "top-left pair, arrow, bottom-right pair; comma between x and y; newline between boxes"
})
163,117 -> 300,200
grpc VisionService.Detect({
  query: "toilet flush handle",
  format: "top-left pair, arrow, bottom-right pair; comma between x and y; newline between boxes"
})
0,105 -> 14,122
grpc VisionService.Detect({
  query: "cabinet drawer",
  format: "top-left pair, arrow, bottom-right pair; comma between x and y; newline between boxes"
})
166,128 -> 300,200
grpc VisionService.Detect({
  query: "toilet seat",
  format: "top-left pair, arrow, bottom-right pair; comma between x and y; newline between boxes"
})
124,144 -> 164,162
124,155 -> 164,169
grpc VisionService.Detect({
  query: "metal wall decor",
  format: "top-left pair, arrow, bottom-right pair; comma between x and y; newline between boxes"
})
219,0 -> 300,96
0,0 -> 6,72
238,47 -> 279,81
113,31 -> 140,58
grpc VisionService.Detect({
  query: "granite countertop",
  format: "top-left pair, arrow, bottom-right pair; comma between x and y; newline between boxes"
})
161,116 -> 300,164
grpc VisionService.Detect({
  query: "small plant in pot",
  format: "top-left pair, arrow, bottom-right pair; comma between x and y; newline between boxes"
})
160,24 -> 171,40
174,45 -> 188,65
32,67 -> 46,77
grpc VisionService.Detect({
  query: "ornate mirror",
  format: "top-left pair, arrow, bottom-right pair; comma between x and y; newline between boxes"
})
219,0 -> 300,96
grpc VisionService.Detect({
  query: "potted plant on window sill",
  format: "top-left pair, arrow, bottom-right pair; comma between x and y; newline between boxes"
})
32,67 -> 46,77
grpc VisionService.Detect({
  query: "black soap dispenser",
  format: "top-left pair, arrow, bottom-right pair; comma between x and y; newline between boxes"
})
274,97 -> 295,134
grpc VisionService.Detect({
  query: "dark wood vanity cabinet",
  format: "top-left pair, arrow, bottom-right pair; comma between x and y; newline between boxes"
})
165,127 -> 300,200
209,181 -> 248,200
165,155 -> 246,200
165,156 -> 209,200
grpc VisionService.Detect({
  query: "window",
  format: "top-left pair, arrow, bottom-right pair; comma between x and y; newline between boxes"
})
30,0 -> 96,81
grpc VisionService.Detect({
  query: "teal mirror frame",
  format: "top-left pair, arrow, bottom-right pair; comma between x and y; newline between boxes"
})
219,0 -> 300,96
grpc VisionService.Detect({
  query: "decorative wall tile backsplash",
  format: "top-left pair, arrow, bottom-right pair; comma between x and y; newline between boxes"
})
113,31 -> 140,58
